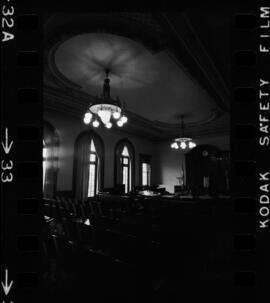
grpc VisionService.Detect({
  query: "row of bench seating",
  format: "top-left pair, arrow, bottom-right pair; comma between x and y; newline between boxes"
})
41,194 -> 233,303
41,196 -> 167,302
42,196 -> 164,271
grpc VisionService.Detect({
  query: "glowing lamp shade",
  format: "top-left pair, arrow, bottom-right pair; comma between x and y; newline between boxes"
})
84,218 -> 90,226
180,142 -> 187,149
83,112 -> 92,124
117,120 -> 123,127
113,111 -> 121,119
105,122 -> 112,129
98,110 -> 111,124
92,120 -> 100,128
189,142 -> 196,149
121,115 -> 128,123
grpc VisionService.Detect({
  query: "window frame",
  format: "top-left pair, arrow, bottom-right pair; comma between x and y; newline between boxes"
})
120,153 -> 131,193
73,130 -> 105,201
88,144 -> 99,197
139,154 -> 152,187
114,139 -> 135,193
142,162 -> 151,186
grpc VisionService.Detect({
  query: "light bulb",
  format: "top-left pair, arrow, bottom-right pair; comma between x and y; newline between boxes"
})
92,120 -> 99,128
189,141 -> 196,149
84,218 -> 90,226
171,142 -> 177,149
121,115 -> 128,123
113,111 -> 121,119
105,122 -> 112,129
98,110 -> 111,124
84,117 -> 90,124
85,112 -> 92,119
180,142 -> 187,149
117,120 -> 123,127
83,112 -> 92,124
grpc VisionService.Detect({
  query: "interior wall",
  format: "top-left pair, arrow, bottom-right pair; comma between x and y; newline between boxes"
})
154,141 -> 186,193
44,110 -> 230,194
155,134 -> 230,193
193,134 -> 230,151
44,110 -> 157,192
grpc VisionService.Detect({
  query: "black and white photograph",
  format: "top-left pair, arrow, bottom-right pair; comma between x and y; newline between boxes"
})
42,12 -> 231,303
4,4 -> 270,303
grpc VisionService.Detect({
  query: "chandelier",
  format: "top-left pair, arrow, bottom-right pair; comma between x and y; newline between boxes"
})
171,118 -> 196,150
83,68 -> 128,129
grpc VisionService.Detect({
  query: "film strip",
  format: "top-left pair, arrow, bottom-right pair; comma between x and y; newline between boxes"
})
233,5 -> 269,302
232,11 -> 258,303
1,3 -> 41,302
1,2 -> 269,303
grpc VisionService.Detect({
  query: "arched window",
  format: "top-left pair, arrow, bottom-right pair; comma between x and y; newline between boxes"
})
73,131 -> 104,201
43,122 -> 59,198
88,139 -> 99,197
121,146 -> 131,193
115,139 -> 135,193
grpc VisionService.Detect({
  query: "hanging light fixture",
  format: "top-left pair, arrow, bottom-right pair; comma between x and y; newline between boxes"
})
83,68 -> 128,128
171,117 -> 196,151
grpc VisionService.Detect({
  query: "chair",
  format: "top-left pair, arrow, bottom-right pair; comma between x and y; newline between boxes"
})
51,205 -> 62,220
80,223 -> 95,248
73,204 -> 85,218
97,201 -> 104,216
106,230 -> 126,260
71,219 -> 84,243
43,203 -> 52,218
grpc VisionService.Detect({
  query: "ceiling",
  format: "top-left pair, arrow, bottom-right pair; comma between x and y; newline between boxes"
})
54,33 -> 215,124
186,11 -> 231,87
44,12 -> 231,140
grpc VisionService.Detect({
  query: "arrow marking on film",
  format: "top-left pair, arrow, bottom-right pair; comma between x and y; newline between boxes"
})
1,268 -> 13,296
1,128 -> 13,154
